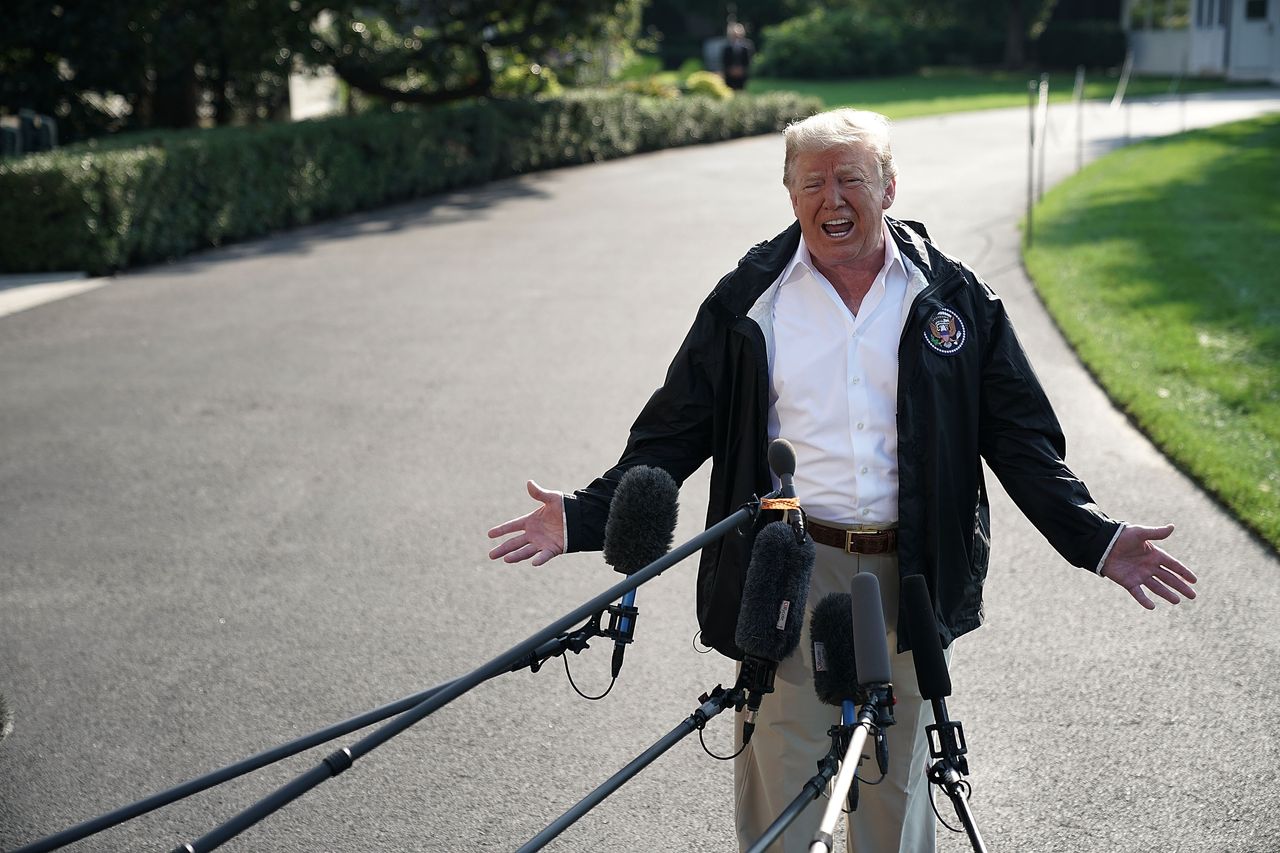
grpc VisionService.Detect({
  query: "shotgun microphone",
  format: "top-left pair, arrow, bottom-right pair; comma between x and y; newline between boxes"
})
602,466 -> 679,678
903,574 -> 968,774
734,519 -> 816,743
903,575 -> 950,700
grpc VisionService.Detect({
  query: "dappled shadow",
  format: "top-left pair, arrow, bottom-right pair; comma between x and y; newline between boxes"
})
1033,117 -> 1280,359
158,172 -> 555,274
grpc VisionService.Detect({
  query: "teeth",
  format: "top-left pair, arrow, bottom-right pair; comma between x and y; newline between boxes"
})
824,219 -> 851,227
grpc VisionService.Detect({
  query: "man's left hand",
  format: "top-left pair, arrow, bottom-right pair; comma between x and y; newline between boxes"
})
1102,524 -> 1198,609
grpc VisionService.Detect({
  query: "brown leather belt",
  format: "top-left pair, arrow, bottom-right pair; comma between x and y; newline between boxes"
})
807,520 -> 898,555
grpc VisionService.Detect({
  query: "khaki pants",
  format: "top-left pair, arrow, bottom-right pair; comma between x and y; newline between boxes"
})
734,531 -> 945,853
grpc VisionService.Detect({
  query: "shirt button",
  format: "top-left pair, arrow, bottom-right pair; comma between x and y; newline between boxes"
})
851,377 -> 861,385
861,466 -> 868,474
861,508 -> 871,516
856,422 -> 864,430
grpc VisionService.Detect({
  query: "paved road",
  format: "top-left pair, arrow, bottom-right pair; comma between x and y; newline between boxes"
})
2,90 -> 1278,853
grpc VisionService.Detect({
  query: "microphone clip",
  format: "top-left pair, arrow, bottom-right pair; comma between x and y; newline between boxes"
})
604,601 -> 639,646
926,717 -> 970,777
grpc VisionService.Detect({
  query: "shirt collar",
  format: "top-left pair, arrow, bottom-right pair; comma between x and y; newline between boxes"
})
781,221 -> 904,287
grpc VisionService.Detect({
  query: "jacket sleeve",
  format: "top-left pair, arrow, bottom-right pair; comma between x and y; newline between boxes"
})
563,302 -> 720,553
975,285 -> 1121,570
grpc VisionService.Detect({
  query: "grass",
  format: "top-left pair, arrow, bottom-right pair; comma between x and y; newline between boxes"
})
747,67 -> 1239,120
1023,113 -> 1280,550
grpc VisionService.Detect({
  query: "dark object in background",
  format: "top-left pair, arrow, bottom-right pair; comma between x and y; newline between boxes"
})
721,23 -> 755,91
0,109 -> 59,158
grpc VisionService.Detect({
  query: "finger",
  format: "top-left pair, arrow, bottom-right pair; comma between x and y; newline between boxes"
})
1156,550 -> 1197,585
488,512 -> 533,538
488,534 -> 530,560
1152,565 -> 1197,599
503,543 -> 540,564
527,480 -> 559,504
1146,578 -> 1183,606
531,548 -> 560,567
1131,523 -> 1175,541
1128,584 -> 1156,610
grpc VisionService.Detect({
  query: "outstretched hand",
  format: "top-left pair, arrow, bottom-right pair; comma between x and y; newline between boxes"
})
487,480 -> 566,567
1101,524 -> 1198,610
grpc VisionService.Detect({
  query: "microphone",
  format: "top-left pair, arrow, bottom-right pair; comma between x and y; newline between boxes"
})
768,438 -> 798,499
849,573 -> 892,689
734,519 -> 816,743
903,575 -> 967,774
904,574 -> 988,851
602,466 -> 679,678
810,591 -> 857,715
903,575 -> 950,700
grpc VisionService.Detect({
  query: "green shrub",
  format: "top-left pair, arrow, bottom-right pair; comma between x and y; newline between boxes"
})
1035,21 -> 1129,69
684,71 -> 734,100
756,8 -> 927,79
0,90 -> 820,274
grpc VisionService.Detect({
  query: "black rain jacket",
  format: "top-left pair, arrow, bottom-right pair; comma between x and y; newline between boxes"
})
563,217 -> 1120,658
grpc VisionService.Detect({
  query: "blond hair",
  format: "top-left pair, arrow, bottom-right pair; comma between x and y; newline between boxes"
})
782,109 -> 897,189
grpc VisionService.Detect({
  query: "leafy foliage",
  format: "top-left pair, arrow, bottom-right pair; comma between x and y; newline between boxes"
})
0,90 -> 820,274
755,8 -> 928,79
310,0 -> 645,105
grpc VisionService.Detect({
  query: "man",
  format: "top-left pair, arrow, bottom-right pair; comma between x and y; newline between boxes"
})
487,109 -> 1197,852
721,23 -> 755,92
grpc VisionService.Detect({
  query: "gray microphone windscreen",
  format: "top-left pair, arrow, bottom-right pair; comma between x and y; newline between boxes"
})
850,573 -> 892,686
734,521 -> 816,661
810,592 -> 858,706
602,466 -> 679,575
903,575 -> 951,700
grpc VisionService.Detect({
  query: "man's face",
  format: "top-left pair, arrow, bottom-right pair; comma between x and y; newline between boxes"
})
788,143 -> 896,273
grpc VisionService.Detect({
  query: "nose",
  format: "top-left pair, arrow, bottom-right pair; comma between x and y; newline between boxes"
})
825,181 -> 844,209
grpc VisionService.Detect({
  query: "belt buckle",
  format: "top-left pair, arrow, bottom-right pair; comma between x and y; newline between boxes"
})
844,526 -> 884,554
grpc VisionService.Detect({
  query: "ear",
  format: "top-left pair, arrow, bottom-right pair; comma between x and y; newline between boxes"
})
789,185 -> 801,219
882,177 -> 897,210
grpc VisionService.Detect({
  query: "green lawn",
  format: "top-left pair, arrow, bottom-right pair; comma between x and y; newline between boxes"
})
748,67 -> 1237,120
1024,113 -> 1280,550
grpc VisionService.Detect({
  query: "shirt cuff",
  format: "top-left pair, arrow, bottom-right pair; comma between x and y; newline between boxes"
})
561,502 -> 569,553
1094,522 -> 1126,575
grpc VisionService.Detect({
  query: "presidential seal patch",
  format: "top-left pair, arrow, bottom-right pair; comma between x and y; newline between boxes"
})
924,308 -> 966,355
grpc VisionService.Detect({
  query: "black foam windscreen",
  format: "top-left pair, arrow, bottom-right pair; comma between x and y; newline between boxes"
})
767,438 -> 797,479
903,575 -> 951,700
850,573 -> 892,686
810,592 -> 858,707
734,520 -> 817,661
602,466 -> 679,575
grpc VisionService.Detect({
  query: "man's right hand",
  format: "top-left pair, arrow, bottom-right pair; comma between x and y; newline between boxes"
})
487,480 -> 566,566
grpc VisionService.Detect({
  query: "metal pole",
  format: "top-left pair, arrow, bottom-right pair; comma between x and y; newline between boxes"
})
1026,79 -> 1036,249
12,679 -> 455,853
807,719 -> 874,853
1073,65 -> 1085,173
170,504 -> 759,853
517,687 -> 737,852
1036,73 -> 1049,203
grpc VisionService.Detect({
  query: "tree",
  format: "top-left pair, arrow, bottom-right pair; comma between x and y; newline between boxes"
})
0,1 -> 328,139
308,0 -> 644,105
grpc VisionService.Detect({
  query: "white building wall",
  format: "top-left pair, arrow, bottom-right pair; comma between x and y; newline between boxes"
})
1130,29 -> 1192,73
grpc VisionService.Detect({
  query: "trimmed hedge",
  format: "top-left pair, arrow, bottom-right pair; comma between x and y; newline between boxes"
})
0,90 -> 820,274
756,8 -> 928,79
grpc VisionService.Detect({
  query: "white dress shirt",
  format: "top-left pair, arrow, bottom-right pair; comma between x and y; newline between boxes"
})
767,224 -> 910,525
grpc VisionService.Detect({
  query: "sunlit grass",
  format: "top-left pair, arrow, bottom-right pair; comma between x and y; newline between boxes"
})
1024,114 -> 1280,549
748,67 -> 1239,119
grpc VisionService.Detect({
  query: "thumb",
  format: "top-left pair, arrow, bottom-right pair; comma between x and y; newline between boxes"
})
527,480 -> 562,506
1128,523 -> 1174,542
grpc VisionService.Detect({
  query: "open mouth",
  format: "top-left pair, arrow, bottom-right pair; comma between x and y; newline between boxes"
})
822,218 -> 853,238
